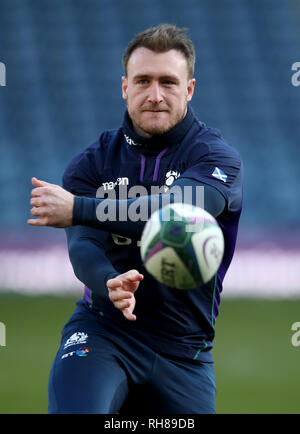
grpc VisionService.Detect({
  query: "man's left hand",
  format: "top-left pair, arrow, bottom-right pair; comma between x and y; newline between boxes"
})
28,177 -> 74,227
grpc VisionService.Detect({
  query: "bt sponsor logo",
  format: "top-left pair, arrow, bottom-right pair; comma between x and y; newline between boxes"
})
61,347 -> 90,360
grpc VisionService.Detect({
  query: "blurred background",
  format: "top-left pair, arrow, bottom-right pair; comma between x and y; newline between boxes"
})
0,0 -> 300,414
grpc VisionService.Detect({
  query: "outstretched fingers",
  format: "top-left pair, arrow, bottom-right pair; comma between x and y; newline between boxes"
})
27,217 -> 49,226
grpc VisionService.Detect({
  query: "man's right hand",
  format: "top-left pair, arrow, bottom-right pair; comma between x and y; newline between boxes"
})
107,269 -> 144,321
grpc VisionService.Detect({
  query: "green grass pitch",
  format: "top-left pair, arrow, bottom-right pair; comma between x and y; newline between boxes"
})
0,294 -> 299,413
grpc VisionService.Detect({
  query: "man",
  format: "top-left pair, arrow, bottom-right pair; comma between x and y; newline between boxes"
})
28,24 -> 243,414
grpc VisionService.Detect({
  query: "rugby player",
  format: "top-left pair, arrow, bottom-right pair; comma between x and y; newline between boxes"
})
28,24 -> 243,414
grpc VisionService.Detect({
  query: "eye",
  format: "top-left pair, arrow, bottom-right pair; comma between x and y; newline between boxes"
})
162,80 -> 176,86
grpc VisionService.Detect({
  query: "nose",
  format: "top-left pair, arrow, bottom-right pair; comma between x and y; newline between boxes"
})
148,82 -> 163,104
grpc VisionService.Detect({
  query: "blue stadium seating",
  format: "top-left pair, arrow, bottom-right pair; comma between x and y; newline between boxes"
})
0,0 -> 299,236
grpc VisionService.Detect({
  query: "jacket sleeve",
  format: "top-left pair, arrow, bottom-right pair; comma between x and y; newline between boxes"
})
72,177 -> 226,238
65,226 -> 118,298
62,142 -> 119,298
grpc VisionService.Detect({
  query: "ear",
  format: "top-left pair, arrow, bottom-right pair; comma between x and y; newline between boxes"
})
186,78 -> 196,102
122,76 -> 128,100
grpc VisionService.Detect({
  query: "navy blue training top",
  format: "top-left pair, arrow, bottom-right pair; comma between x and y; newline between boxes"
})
62,106 -> 243,362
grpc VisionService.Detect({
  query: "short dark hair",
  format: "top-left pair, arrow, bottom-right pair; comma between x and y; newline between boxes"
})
123,24 -> 196,79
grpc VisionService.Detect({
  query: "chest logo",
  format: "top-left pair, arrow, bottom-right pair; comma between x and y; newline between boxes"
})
163,170 -> 180,191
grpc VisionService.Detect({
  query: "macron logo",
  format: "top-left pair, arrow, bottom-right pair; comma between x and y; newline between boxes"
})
102,177 -> 129,190
212,167 -> 227,182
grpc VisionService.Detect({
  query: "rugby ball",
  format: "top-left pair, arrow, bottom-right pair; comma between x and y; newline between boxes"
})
140,203 -> 224,289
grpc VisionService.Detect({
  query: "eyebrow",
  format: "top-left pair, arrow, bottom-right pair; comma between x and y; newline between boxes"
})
132,74 -> 180,83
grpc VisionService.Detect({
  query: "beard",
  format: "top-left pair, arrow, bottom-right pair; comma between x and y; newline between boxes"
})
127,104 -> 187,137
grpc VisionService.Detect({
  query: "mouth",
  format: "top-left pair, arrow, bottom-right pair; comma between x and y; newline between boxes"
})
142,109 -> 168,113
